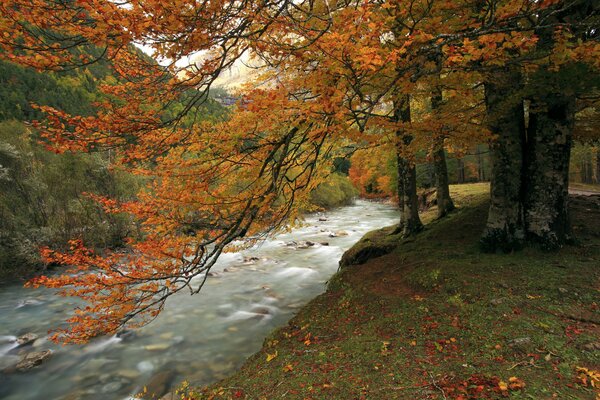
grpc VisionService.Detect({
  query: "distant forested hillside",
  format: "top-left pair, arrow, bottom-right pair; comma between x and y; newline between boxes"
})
0,56 -> 225,282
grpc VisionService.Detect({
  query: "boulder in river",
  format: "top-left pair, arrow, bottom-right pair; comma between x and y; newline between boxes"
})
296,241 -> 315,249
141,370 -> 175,399
16,333 -> 38,347
15,349 -> 52,372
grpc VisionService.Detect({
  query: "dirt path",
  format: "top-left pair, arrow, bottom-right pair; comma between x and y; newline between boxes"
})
569,189 -> 600,196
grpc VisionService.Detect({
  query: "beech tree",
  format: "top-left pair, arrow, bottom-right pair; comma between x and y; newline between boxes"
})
0,0 -> 598,342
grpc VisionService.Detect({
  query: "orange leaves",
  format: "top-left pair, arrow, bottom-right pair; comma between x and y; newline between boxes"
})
440,374 -> 525,399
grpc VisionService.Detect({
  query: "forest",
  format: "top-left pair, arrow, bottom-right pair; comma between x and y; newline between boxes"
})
0,0 -> 599,399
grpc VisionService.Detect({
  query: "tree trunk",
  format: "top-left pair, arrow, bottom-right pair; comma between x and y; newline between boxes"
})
399,160 -> 423,236
481,72 -> 526,252
456,158 -> 465,184
585,152 -> 594,184
596,147 -> 600,184
432,141 -> 455,218
393,94 -> 423,236
431,83 -> 454,218
523,94 -> 575,250
476,144 -> 486,181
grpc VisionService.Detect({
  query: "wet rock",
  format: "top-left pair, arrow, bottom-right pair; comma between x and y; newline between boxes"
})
16,299 -> 44,309
285,241 -> 297,247
159,332 -> 174,340
320,242 -> 330,246
15,349 -> 52,372
296,241 -> 315,249
137,360 -> 154,373
329,230 -> 349,238
250,307 -> 271,316
144,343 -> 171,351
16,333 -> 38,347
318,217 -> 328,222
118,369 -> 141,379
243,256 -> 260,263
141,371 -> 175,399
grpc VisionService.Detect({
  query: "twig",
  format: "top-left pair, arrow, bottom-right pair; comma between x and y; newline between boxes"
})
429,372 -> 447,400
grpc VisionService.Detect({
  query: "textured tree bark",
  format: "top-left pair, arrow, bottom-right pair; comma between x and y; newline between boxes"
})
393,94 -> 423,236
596,148 -> 600,184
399,160 -> 423,236
432,141 -> 455,218
431,84 -> 455,219
481,72 -> 526,252
523,94 -> 575,250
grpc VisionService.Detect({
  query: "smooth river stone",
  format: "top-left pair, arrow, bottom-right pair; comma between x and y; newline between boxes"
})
144,343 -> 171,351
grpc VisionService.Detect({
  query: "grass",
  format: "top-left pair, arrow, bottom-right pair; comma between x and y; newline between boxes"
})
182,183 -> 599,399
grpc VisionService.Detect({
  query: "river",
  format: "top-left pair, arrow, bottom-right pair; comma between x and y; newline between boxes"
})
0,200 -> 399,400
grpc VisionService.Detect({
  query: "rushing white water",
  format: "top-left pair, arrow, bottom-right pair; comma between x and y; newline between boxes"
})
0,200 -> 399,400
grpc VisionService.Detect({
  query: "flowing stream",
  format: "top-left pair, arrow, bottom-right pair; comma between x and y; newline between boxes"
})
0,200 -> 399,400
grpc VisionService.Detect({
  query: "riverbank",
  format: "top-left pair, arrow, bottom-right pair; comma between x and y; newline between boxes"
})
191,183 -> 600,399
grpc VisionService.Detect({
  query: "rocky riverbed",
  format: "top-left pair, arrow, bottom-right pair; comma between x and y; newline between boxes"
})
0,200 -> 399,400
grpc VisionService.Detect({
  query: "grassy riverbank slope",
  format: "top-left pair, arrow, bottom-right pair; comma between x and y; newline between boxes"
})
190,183 -> 599,400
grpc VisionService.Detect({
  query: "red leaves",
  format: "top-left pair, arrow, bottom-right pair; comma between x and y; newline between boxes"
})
440,374 -> 525,399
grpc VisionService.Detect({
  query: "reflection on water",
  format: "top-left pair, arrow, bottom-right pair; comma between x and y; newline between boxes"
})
0,200 -> 399,400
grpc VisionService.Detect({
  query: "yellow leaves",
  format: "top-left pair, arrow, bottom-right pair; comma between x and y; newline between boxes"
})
576,366 -> 600,389
498,376 -> 525,393
266,351 -> 278,362
498,380 -> 508,391
282,364 -> 293,372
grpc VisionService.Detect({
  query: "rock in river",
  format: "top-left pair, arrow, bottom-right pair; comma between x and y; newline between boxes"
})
16,333 -> 38,347
15,349 -> 52,372
141,371 -> 175,399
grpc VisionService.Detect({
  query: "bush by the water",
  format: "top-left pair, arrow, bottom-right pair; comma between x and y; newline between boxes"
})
0,121 -> 140,281
309,173 -> 358,209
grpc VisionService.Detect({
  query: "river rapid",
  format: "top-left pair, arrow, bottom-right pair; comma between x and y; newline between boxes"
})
0,200 -> 399,400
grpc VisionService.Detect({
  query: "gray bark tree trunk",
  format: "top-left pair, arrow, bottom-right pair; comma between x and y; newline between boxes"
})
596,148 -> 600,184
523,94 -> 575,250
481,71 -> 526,252
432,142 -> 455,218
456,158 -> 465,184
393,94 -> 423,237
431,84 -> 455,219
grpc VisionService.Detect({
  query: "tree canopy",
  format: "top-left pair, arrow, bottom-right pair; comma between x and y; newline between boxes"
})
0,0 -> 598,343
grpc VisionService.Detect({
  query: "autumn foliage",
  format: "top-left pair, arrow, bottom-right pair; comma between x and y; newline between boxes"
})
0,0 -> 598,342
